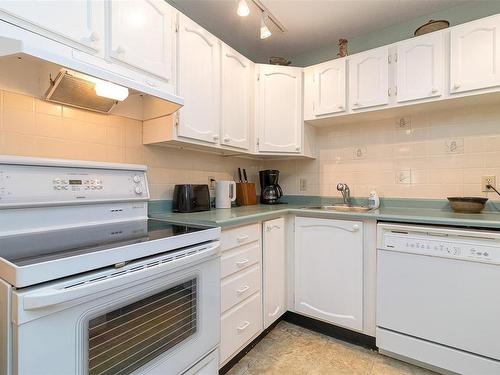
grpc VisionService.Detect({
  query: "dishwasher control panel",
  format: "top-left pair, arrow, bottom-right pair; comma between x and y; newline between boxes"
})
378,223 -> 500,265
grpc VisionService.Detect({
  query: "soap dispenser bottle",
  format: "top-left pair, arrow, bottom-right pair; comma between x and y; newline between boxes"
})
368,191 -> 380,209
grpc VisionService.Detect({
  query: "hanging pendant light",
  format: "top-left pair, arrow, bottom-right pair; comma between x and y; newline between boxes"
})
260,12 -> 272,39
237,0 -> 250,17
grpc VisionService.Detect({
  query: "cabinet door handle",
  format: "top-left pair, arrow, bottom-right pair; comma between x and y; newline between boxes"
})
431,87 -> 439,93
236,258 -> 249,267
145,80 -> 157,88
295,146 -> 300,151
212,134 -> 219,140
224,136 -> 230,142
115,45 -> 125,54
236,285 -> 250,294
338,105 -> 344,109
269,306 -> 280,317
237,321 -> 250,331
236,235 -> 249,243
352,224 -> 360,232
453,83 -> 461,90
266,225 -> 281,231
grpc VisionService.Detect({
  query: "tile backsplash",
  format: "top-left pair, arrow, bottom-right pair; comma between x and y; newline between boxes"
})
268,103 -> 500,200
0,89 -> 261,200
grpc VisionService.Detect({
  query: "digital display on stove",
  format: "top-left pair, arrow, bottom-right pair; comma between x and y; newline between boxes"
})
69,180 -> 82,185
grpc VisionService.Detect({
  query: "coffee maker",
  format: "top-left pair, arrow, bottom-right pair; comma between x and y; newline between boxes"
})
259,170 -> 283,204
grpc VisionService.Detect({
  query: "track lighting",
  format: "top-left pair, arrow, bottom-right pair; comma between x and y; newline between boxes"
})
260,12 -> 272,39
237,0 -> 250,17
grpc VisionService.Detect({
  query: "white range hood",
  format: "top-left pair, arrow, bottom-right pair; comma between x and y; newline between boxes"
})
0,20 -> 183,121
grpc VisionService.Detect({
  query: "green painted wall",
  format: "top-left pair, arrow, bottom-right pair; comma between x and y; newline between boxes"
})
292,1 -> 500,67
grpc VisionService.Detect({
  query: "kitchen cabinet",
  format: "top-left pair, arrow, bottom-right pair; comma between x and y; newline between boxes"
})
294,217 -> 363,331
177,14 -> 220,144
108,0 -> 175,82
450,14 -> 500,94
219,223 -> 262,365
263,217 -> 286,328
311,58 -> 347,116
220,44 -> 252,150
348,46 -> 389,110
0,0 -> 104,53
396,32 -> 444,103
256,64 -> 303,153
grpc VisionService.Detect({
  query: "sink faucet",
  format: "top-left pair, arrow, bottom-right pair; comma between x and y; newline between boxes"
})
336,183 -> 351,205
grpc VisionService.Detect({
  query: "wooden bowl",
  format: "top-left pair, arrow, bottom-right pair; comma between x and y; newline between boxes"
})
447,197 -> 488,213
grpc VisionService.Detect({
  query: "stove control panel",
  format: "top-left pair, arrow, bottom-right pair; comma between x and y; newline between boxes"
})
378,224 -> 500,265
0,157 -> 148,207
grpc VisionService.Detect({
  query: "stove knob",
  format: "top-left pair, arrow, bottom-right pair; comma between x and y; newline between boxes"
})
133,175 -> 141,183
134,186 -> 143,195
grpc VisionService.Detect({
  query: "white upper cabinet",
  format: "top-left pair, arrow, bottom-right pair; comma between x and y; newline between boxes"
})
177,14 -> 220,144
263,218 -> 286,329
257,64 -> 303,153
220,44 -> 251,150
450,14 -> 500,94
396,32 -> 444,102
348,46 -> 389,110
108,0 -> 174,81
0,0 -> 104,53
295,217 -> 364,331
312,58 -> 346,116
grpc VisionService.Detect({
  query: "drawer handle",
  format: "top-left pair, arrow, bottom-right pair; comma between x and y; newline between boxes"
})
266,225 -> 281,231
236,235 -> 249,243
236,259 -> 249,267
269,306 -> 280,317
352,224 -> 360,232
237,321 -> 250,332
236,285 -> 250,294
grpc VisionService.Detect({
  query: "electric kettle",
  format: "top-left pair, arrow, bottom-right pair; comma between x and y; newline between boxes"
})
215,180 -> 237,209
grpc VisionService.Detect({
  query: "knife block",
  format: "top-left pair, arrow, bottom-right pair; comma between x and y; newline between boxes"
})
236,183 -> 257,206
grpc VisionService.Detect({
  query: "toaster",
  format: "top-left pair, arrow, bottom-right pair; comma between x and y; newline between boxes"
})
172,184 -> 211,213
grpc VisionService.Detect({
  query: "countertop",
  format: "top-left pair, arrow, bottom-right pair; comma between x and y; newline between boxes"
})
150,203 -> 500,229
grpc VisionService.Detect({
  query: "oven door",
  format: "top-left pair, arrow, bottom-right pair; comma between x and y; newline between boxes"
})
11,242 -> 220,375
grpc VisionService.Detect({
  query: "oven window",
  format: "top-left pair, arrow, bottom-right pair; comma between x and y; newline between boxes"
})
87,279 -> 197,375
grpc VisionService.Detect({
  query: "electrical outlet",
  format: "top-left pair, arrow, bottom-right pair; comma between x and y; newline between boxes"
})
299,178 -> 307,192
482,175 -> 496,192
396,170 -> 411,184
208,176 -> 216,189
395,117 -> 411,130
353,147 -> 367,159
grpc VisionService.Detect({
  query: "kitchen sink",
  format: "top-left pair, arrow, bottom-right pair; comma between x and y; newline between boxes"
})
301,204 -> 373,213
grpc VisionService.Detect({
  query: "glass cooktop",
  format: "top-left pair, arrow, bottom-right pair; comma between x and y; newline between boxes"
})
0,220 -> 207,267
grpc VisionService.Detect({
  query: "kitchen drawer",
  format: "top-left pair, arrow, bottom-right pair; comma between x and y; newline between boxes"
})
221,265 -> 261,313
220,242 -> 261,278
221,223 -> 260,252
220,292 -> 262,364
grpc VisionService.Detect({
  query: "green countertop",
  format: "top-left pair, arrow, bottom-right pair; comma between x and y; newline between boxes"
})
150,203 -> 500,229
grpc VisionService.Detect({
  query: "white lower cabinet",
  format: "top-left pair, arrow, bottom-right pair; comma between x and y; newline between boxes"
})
263,218 -> 286,328
219,223 -> 263,365
294,217 -> 364,331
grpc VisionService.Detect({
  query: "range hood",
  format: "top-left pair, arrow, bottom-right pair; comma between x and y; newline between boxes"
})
0,21 -> 183,121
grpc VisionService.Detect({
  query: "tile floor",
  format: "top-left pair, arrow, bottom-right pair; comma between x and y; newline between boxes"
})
226,321 -> 438,375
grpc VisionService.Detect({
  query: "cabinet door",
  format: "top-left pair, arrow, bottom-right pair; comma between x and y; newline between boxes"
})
396,32 -> 444,102
108,0 -> 174,81
294,217 -> 363,331
450,15 -> 500,93
220,44 -> 251,150
177,15 -> 220,144
348,47 -> 389,110
313,58 -> 346,116
257,64 -> 302,153
263,217 -> 286,328
0,0 -> 103,52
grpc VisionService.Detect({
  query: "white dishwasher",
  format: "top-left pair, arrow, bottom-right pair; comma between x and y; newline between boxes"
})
376,223 -> 500,375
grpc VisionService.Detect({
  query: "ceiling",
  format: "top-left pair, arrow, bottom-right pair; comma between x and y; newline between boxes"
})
169,0 -> 465,63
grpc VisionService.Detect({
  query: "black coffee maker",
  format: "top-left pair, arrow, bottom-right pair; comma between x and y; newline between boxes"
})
259,170 -> 283,204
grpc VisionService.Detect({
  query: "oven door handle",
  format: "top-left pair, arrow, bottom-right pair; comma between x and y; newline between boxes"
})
23,242 -> 220,310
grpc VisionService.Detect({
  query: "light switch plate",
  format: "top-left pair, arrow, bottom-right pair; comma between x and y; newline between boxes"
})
396,170 -> 411,184
299,178 -> 307,192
